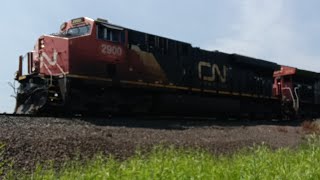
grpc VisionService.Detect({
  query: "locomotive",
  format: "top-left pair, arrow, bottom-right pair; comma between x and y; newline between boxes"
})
14,17 -> 320,118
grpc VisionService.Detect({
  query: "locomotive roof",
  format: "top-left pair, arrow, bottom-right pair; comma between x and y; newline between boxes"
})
94,17 -> 192,46
230,54 -> 280,70
93,17 -> 283,71
295,68 -> 320,78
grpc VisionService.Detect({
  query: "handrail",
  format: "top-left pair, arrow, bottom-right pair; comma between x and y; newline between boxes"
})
294,87 -> 300,112
56,53 -> 66,75
282,87 -> 300,113
16,53 -> 30,80
43,63 -> 53,85
282,87 -> 297,113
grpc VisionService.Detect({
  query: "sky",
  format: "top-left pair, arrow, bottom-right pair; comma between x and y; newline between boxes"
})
0,0 -> 319,113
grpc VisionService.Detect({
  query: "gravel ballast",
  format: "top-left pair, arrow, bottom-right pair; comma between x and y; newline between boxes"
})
0,115 -> 305,171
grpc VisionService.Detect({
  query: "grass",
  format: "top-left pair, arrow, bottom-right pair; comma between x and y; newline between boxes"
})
1,119 -> 319,180
302,119 -> 320,134
1,135 -> 320,180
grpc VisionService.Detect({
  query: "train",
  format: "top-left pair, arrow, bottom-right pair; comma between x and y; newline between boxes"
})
14,17 -> 320,119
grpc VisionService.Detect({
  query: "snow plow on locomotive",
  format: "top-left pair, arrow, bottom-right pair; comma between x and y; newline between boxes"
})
14,17 -> 320,118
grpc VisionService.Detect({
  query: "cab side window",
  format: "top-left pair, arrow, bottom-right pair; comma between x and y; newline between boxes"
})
97,25 -> 124,43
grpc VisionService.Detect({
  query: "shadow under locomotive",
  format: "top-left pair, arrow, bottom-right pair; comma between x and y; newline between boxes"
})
76,115 -> 305,130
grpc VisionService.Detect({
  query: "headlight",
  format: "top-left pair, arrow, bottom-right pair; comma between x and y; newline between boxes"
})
39,39 -> 45,49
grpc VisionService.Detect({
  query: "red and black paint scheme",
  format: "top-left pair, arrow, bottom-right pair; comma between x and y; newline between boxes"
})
273,66 -> 320,118
14,17 -> 320,118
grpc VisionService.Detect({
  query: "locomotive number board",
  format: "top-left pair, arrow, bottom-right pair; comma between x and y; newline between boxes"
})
71,18 -> 85,25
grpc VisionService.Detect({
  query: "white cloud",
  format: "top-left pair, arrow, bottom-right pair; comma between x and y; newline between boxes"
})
208,0 -> 320,72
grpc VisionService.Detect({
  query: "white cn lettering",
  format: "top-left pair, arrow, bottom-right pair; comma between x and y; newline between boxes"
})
40,49 -> 58,66
198,61 -> 227,83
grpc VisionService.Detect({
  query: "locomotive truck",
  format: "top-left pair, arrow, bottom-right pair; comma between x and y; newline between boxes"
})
14,17 -> 320,118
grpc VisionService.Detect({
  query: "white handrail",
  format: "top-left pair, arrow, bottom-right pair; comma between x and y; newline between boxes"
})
282,87 -> 297,113
43,63 -> 53,85
56,52 -> 66,76
294,87 -> 300,112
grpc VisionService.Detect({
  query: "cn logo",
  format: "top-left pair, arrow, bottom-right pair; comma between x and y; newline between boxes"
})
101,44 -> 122,56
40,49 -> 58,67
198,61 -> 228,83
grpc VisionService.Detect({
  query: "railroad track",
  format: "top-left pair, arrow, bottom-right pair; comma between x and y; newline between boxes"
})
0,113 -> 37,117
0,113 -> 66,118
0,112 -> 304,129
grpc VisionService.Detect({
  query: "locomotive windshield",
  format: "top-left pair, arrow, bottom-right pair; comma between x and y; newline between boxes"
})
66,25 -> 91,37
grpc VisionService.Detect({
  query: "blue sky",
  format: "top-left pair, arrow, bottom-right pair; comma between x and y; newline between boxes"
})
0,0 -> 319,113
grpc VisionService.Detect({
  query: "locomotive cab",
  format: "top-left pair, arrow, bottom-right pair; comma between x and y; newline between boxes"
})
15,17 -> 95,79
15,17 -> 129,79
14,17 -> 131,114
60,19 -> 92,38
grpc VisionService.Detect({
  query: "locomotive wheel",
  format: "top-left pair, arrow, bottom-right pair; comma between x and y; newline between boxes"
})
281,102 -> 296,120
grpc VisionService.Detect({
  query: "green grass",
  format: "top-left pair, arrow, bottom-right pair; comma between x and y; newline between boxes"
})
2,135 -> 320,179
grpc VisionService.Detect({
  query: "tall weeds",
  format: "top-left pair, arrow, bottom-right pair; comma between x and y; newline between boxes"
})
6,135 -> 320,179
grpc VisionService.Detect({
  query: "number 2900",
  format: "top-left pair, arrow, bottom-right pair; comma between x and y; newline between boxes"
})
101,44 -> 122,56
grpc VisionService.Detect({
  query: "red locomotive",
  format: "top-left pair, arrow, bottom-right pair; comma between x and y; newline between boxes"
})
14,17 -> 320,118
273,66 -> 320,118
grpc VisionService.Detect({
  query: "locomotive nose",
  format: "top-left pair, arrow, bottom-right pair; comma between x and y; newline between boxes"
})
34,36 -> 69,76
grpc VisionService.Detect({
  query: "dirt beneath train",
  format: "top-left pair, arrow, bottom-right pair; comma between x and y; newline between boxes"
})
0,115 -> 313,171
